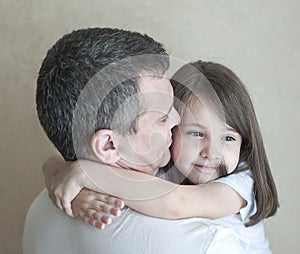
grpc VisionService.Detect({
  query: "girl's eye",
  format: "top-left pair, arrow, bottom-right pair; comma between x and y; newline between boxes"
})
187,131 -> 204,137
223,136 -> 235,141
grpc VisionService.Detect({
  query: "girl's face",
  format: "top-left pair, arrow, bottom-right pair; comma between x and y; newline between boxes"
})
171,101 -> 242,184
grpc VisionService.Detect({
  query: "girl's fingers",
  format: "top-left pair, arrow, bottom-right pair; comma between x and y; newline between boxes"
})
110,207 -> 122,217
80,208 -> 112,224
86,199 -> 122,216
92,212 -> 112,224
81,212 -> 111,229
83,216 -> 105,230
55,196 -> 63,211
71,190 -> 124,230
64,205 -> 74,217
92,193 -> 125,208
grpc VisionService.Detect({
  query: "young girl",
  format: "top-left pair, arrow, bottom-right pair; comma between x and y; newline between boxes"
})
45,60 -> 279,253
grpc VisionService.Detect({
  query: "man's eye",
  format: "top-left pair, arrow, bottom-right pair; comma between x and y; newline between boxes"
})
187,131 -> 204,137
160,116 -> 168,123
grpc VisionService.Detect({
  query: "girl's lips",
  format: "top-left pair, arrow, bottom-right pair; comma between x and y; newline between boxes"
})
194,164 -> 216,171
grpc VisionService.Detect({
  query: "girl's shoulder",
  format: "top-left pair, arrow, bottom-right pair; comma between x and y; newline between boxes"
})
214,169 -> 253,191
214,169 -> 256,221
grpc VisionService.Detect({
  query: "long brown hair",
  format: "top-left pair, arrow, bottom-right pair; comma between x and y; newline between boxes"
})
171,60 -> 279,226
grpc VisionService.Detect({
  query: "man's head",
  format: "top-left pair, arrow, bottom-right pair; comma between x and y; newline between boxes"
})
111,75 -> 180,174
36,27 -> 179,174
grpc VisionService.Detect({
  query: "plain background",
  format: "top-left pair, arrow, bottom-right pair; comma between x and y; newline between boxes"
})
1,0 -> 299,253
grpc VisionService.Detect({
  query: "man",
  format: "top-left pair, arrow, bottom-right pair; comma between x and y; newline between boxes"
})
23,27 -> 242,253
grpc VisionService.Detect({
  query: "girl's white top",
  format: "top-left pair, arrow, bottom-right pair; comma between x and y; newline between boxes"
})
214,170 -> 272,254
158,166 -> 272,253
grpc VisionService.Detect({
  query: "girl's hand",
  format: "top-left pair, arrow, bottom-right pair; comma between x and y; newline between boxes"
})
43,156 -> 61,193
72,189 -> 125,229
43,156 -> 87,217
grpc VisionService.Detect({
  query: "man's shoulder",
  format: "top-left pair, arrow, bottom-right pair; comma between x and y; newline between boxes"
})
23,190 -> 241,254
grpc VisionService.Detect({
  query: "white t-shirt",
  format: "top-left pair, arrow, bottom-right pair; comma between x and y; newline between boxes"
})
214,170 -> 272,254
159,167 -> 272,253
23,189 -> 242,254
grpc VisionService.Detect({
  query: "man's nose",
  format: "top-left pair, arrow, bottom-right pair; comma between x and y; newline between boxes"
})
169,107 -> 180,128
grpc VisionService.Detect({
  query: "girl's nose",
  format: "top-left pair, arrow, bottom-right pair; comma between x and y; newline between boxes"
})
199,142 -> 221,161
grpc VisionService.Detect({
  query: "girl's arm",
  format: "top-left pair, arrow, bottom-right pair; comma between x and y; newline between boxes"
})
48,158 -> 246,220
87,163 -> 245,219
43,155 -> 125,220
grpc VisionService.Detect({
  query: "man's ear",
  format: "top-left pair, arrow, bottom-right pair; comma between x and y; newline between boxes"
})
90,129 -> 120,164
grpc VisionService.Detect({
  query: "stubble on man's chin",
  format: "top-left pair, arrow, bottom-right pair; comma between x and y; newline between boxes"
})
122,149 -> 170,176
126,164 -> 159,176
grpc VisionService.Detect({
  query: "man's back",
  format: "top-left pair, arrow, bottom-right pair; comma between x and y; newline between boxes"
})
23,189 -> 242,254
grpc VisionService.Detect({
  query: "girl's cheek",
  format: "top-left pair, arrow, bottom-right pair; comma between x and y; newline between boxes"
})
171,129 -> 184,151
171,138 -> 181,163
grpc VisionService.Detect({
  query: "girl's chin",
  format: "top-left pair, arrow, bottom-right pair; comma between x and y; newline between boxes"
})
190,174 -> 218,184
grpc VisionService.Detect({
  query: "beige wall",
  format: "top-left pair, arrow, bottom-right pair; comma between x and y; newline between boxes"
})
1,0 -> 299,253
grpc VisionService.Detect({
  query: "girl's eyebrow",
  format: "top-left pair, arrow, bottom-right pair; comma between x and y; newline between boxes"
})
225,125 -> 239,133
182,123 -> 208,129
183,123 -> 239,134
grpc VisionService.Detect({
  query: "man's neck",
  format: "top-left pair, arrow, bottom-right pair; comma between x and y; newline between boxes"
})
113,160 -> 159,176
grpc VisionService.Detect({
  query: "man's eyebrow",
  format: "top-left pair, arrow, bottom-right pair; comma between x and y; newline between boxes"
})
158,104 -> 173,120
165,104 -> 173,117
